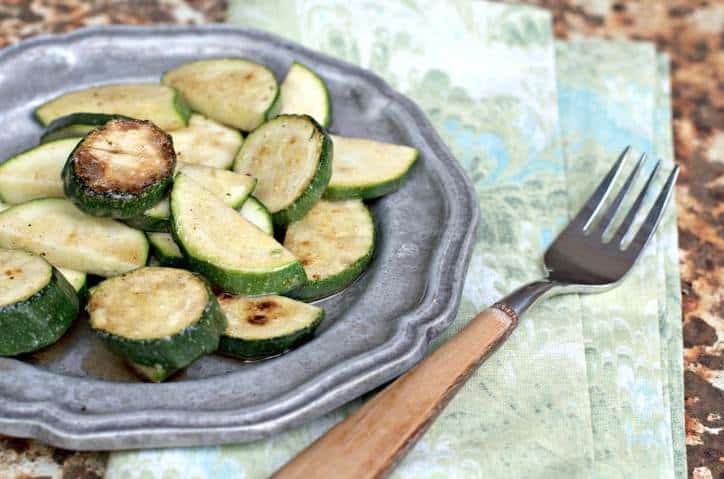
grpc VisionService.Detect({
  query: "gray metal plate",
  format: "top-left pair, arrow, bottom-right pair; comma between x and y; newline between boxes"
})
0,25 -> 478,450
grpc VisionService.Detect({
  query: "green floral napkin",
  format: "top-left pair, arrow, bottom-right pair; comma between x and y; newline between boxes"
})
106,2 -> 683,478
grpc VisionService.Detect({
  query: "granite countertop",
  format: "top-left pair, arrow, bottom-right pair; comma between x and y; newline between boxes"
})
0,1 -> 720,478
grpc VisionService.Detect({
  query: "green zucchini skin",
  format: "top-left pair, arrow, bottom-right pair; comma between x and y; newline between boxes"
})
124,213 -> 170,233
175,241 -> 307,296
91,282 -> 225,381
61,120 -> 176,219
40,113 -> 133,143
0,268 -> 79,356
288,248 -> 373,301
272,116 -> 333,227
323,159 -> 417,200
63,162 -> 173,219
219,310 -> 323,360
147,233 -> 185,267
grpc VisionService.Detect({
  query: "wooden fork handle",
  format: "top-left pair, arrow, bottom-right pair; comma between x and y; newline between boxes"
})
272,305 -> 518,479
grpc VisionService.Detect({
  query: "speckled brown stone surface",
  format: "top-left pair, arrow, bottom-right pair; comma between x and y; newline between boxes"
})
0,1 -> 720,478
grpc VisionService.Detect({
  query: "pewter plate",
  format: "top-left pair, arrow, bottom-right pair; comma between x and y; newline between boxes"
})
0,25 -> 478,450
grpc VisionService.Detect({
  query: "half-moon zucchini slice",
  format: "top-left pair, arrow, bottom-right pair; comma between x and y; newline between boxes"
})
233,114 -> 332,226
87,267 -> 225,382
324,135 -> 418,200
279,62 -> 331,128
170,114 -> 243,169
34,83 -> 190,131
239,197 -> 273,235
0,248 -> 79,356
171,173 -> 305,295
0,198 -> 149,277
162,58 -> 279,131
147,232 -> 184,267
284,199 -> 374,300
218,294 -> 323,360
0,138 -> 81,204
62,118 -> 176,219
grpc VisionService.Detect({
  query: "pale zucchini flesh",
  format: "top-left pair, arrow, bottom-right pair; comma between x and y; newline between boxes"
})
239,197 -> 273,235
325,135 -> 418,200
177,163 -> 256,209
147,232 -> 184,267
233,114 -> 332,226
0,138 -> 81,204
162,58 -> 279,131
0,249 -> 51,308
0,199 -> 149,277
170,114 -> 243,169
126,164 -> 256,232
34,83 -> 190,131
218,294 -> 323,359
285,199 -> 374,300
89,267 -> 208,340
171,174 -> 305,295
57,267 -> 87,294
279,62 -> 331,127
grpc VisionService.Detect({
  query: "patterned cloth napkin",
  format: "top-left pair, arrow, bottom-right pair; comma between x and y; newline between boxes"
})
106,2 -> 683,477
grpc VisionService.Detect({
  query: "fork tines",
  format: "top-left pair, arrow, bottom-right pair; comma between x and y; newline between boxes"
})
572,146 -> 679,258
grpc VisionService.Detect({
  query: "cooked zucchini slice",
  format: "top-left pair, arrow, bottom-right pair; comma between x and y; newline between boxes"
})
0,249 -> 79,356
285,200 -> 374,300
325,135 -> 418,200
239,197 -> 273,235
57,267 -> 87,296
34,83 -> 190,131
0,138 -> 81,204
170,114 -> 243,169
0,201 -> 7,212
279,62 -> 331,128
233,114 -> 332,226
124,198 -> 171,232
87,267 -> 225,382
40,113 -> 132,143
147,233 -> 184,267
171,173 -> 305,295
125,164 -> 256,232
162,58 -> 280,131
218,294 -> 323,360
0,199 -> 148,277
62,118 -> 176,219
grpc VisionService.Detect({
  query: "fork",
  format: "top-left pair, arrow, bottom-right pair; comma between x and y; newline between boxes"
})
272,147 -> 679,479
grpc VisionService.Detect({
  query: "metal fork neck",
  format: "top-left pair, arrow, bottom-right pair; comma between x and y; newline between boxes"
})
498,280 -> 559,317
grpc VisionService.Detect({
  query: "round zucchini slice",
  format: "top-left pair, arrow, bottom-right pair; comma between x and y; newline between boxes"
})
239,197 -> 273,235
279,62 -> 331,128
171,173 -> 306,295
170,114 -> 244,169
0,137 -> 81,204
162,58 -> 280,131
62,118 -> 176,219
218,294 -> 323,360
87,267 -> 225,382
0,249 -> 79,356
324,135 -> 419,200
284,200 -> 374,300
233,114 -> 332,227
34,83 -> 190,131
40,113 -> 133,143
147,232 -> 184,267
